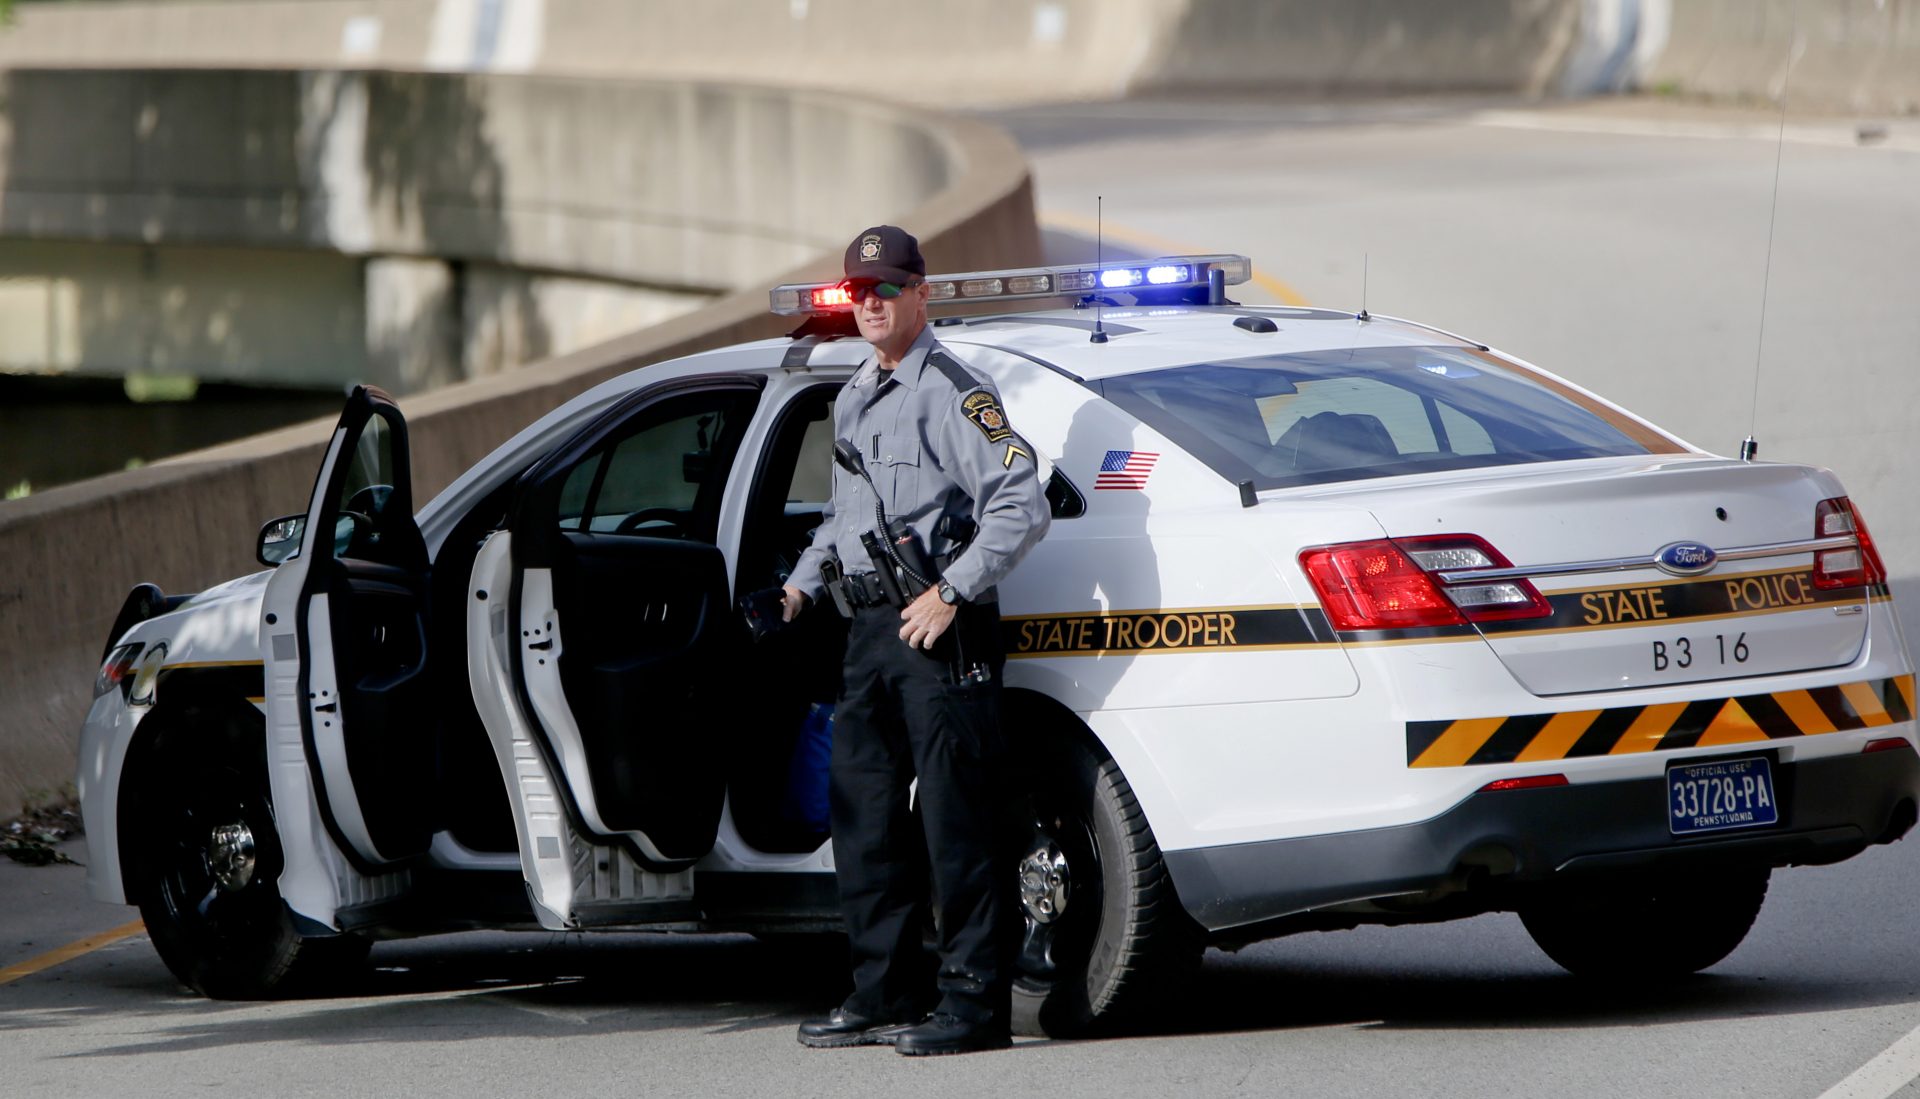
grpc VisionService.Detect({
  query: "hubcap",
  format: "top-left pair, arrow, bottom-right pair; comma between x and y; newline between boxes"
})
206,822 -> 257,892
1019,840 -> 1072,924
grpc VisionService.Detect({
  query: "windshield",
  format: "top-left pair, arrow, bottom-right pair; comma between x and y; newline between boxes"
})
1097,346 -> 1673,490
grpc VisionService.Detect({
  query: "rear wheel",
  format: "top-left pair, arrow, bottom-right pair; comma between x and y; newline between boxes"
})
129,706 -> 368,998
1519,867 -> 1770,980
1010,735 -> 1200,1037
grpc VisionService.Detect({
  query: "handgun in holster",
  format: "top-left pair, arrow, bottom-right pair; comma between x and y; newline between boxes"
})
820,552 -> 855,618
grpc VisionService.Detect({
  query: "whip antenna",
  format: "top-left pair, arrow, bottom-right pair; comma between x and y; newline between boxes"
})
1743,20 -> 1800,462
1090,195 -> 1109,344
1358,252 -> 1371,323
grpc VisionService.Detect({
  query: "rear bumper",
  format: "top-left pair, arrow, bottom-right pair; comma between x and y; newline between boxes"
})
1164,745 -> 1920,933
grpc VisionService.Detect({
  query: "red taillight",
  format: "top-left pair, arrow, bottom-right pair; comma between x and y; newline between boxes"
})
1298,534 -> 1550,630
95,643 -> 142,699
1299,540 -> 1465,630
1863,737 -> 1913,754
811,286 -> 853,308
1813,497 -> 1886,590
1480,773 -> 1570,792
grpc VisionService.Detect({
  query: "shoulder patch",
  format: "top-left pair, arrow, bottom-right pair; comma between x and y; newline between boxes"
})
961,390 -> 1014,444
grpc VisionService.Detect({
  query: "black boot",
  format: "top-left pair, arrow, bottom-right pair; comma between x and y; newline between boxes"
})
796,1006 -> 920,1049
893,1012 -> 1012,1057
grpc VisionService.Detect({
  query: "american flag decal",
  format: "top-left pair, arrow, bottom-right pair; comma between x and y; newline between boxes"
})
1095,449 -> 1158,490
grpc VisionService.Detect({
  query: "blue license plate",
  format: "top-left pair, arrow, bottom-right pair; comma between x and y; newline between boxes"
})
1667,756 -> 1779,835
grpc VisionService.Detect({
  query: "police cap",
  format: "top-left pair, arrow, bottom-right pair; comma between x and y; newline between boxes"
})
844,225 -> 925,285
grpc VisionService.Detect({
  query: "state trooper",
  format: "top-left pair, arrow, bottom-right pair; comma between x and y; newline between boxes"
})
782,225 -> 1050,1056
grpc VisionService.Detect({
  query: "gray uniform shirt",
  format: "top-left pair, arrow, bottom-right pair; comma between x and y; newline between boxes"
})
788,325 -> 1050,604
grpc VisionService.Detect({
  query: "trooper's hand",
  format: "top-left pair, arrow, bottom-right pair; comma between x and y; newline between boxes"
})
780,585 -> 808,622
899,585 -> 956,649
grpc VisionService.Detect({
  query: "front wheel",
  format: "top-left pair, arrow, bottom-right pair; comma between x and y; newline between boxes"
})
1519,866 -> 1770,980
129,707 -> 367,998
1010,735 -> 1200,1037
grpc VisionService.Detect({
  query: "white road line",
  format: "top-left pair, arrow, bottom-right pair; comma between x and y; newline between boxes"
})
1818,1019 -> 1920,1099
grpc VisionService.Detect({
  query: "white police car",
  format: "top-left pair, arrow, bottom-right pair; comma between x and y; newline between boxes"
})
78,254 -> 1916,1034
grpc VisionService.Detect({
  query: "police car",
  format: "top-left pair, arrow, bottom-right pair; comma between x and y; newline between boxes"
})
78,254 -> 1916,1035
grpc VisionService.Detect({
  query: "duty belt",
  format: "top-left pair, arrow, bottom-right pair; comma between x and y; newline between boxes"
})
830,572 -> 895,611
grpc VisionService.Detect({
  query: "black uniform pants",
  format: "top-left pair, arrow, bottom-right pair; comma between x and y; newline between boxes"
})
830,601 -> 1011,1025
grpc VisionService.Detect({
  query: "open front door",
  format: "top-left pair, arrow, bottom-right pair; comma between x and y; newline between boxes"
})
504,380 -> 761,869
262,385 -> 434,875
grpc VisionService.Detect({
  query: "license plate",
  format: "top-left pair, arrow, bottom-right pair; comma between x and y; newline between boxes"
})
1667,756 -> 1778,835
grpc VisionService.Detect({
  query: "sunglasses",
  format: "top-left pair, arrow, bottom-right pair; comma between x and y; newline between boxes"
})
845,279 -> 922,304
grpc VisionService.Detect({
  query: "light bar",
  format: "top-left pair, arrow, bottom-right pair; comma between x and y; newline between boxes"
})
769,254 -> 1253,316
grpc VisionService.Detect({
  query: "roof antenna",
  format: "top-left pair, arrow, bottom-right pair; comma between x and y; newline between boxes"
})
1090,195 -> 1109,344
1743,19 -> 1799,463
1356,252 -> 1371,323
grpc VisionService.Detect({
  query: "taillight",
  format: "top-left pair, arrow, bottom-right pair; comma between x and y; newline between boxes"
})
1299,540 -> 1464,630
1298,534 -> 1551,630
1480,773 -> 1569,792
95,643 -> 143,699
1813,497 -> 1886,590
1863,738 -> 1913,755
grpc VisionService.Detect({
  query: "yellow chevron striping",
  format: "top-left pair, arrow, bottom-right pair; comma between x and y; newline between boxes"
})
1696,699 -> 1769,748
1610,702 -> 1690,755
1841,681 -> 1894,727
1898,674 -> 1916,716
1515,710 -> 1602,763
1773,689 -> 1837,737
1412,717 -> 1507,768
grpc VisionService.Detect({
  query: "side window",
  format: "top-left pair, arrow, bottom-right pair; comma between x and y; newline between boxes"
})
784,403 -> 836,505
330,411 -> 405,561
556,389 -> 759,543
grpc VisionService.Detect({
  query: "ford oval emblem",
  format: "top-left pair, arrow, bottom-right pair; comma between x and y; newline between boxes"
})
1654,541 -> 1718,577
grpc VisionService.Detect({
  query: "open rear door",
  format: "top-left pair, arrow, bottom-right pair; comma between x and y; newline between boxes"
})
501,380 -> 761,869
261,385 -> 435,879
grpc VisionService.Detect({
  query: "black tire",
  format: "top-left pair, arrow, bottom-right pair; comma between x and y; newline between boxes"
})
1519,866 -> 1770,980
129,705 -> 369,999
1011,735 -> 1201,1038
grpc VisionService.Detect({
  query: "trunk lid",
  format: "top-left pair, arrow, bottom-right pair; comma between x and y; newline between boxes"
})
1326,455 -> 1871,696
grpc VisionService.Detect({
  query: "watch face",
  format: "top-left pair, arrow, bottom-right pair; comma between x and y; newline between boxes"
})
940,582 -> 958,604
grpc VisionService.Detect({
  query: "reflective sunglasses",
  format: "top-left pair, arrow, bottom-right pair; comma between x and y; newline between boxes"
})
846,279 -> 922,304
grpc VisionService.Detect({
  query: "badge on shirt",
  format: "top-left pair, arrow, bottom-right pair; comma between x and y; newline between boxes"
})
962,391 -> 1014,444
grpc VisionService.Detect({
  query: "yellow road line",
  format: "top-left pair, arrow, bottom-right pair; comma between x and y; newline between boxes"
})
1039,210 -> 1310,306
0,920 -> 146,987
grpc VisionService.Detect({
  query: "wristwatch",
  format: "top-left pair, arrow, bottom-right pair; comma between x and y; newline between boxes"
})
937,580 -> 961,605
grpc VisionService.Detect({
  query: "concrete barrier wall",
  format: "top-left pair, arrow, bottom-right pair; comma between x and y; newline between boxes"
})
5,1 -> 1913,111
0,0 -> 1611,102
0,66 -> 953,391
0,68 -> 948,296
0,72 -> 1039,816
1647,0 -> 1920,114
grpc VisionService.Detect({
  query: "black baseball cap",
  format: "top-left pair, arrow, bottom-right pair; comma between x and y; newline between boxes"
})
844,225 -> 925,284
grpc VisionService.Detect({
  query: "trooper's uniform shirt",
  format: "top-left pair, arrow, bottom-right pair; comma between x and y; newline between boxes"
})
788,326 -> 1049,604
788,324 -> 1049,1028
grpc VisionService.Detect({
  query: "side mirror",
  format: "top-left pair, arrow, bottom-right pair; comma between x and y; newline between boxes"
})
257,515 -> 305,566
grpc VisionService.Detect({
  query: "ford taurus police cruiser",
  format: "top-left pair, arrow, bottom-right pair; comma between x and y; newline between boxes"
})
78,254 -> 1916,1035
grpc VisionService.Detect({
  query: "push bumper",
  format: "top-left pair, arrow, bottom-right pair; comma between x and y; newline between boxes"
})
1164,746 -> 1920,933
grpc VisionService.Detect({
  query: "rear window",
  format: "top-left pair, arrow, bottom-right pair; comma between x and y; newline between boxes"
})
1097,346 -> 1667,490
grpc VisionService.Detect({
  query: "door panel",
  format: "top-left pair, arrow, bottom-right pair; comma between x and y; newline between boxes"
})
261,385 -> 433,874
510,380 -> 762,868
551,532 -> 733,857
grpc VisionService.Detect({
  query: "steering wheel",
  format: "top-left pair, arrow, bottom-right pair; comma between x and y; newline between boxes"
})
612,508 -> 688,537
344,484 -> 393,517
